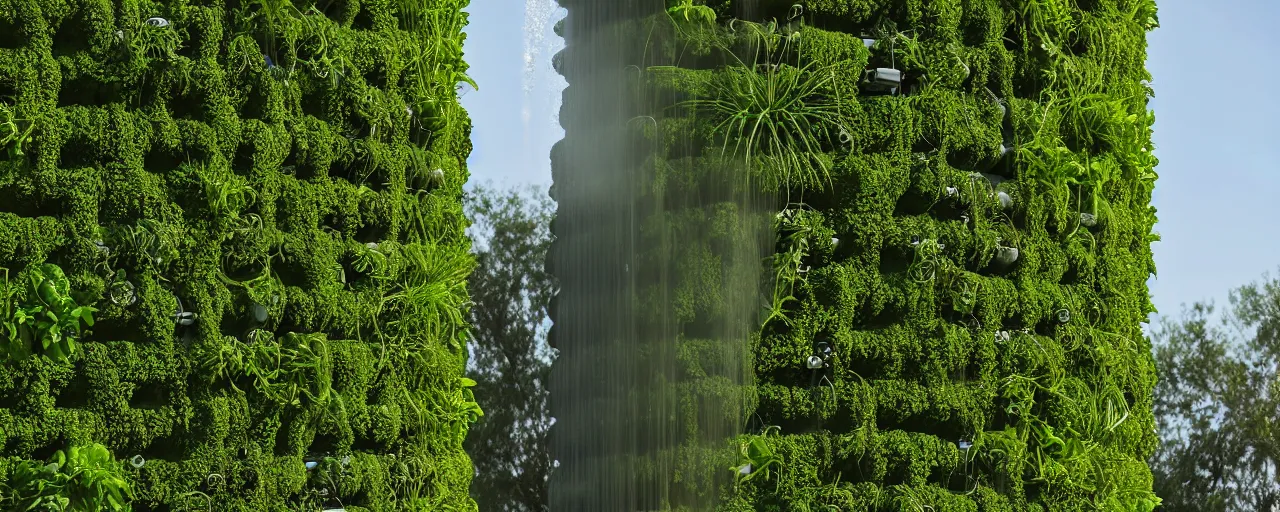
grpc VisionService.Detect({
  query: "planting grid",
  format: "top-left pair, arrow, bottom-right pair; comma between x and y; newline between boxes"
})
552,0 -> 1161,510
0,0 -> 479,510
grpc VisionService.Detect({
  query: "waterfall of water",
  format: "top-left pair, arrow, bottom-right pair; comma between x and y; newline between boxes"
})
546,2 -> 772,510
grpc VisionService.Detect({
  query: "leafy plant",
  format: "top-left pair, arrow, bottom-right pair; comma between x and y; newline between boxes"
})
198,331 -> 332,407
666,0 -> 716,24
762,205 -> 819,331
112,219 -> 180,277
907,238 -> 946,283
733,426 -> 784,490
217,249 -> 284,314
127,15 -> 182,62
1,264 -> 98,363
3,442 -> 132,511
234,0 -> 302,64
679,25 -> 842,192
296,7 -> 352,88
381,242 -> 474,350
0,100 -> 35,159
196,162 -> 257,222
351,242 -> 393,281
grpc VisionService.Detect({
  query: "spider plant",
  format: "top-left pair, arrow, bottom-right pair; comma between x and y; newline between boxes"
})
681,33 -> 843,192
193,161 -> 258,223
907,238 -> 946,283
235,0 -> 301,65
296,6 -> 351,88
127,14 -> 183,62
381,242 -> 473,350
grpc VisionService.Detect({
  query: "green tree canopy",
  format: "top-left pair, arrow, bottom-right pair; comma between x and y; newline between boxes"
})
1152,271 -> 1280,511
463,184 -> 555,512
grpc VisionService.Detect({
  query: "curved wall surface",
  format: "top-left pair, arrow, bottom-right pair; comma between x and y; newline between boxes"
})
0,0 -> 480,509
550,0 -> 1161,510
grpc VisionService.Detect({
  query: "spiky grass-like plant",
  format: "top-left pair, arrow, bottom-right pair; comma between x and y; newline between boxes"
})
683,38 -> 842,192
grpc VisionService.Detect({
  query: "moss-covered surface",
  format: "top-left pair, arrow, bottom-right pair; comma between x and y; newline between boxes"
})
0,0 -> 479,509
553,0 -> 1161,509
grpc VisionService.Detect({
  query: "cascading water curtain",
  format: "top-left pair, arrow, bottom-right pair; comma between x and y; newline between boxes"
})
547,1 -> 771,511
552,0 -> 1161,510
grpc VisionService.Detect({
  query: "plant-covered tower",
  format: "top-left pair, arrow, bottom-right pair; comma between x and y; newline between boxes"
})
550,0 -> 1162,510
0,0 -> 480,509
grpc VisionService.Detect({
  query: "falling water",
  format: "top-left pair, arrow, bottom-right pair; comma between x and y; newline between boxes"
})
546,1 -> 773,510
522,0 -> 560,95
520,0 -> 565,184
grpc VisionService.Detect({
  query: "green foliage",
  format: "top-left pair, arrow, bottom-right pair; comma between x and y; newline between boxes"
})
566,0 -> 1162,509
0,0 -> 479,508
0,101 -> 35,159
0,264 -> 97,363
667,0 -> 716,25
1150,272 -> 1280,511
462,184 -> 554,511
675,19 -> 843,193
2,442 -> 132,511
733,426 -> 784,490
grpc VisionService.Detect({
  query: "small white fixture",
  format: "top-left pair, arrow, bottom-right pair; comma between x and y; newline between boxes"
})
862,68 -> 901,93
993,246 -> 1019,266
996,191 -> 1013,209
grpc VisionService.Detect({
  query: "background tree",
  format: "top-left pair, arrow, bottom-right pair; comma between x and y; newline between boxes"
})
1151,270 -> 1280,511
463,183 -> 555,512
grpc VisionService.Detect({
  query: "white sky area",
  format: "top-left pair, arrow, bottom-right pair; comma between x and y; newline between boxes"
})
460,0 -> 1279,324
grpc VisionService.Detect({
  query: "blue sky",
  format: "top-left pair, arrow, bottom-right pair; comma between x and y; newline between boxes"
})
460,0 -> 1279,323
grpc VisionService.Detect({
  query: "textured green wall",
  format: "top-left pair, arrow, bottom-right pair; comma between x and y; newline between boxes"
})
0,0 -> 479,509
628,0 -> 1162,509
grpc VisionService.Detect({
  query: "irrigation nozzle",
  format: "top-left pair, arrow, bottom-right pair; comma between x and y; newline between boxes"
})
109,274 -> 137,307
861,68 -> 901,94
806,355 -> 824,370
996,191 -> 1013,209
174,295 -> 198,326
250,303 -> 269,324
992,245 -> 1019,267
807,341 -> 834,370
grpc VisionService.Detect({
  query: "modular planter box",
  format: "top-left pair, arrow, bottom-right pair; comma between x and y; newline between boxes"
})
549,0 -> 1162,510
0,0 -> 480,510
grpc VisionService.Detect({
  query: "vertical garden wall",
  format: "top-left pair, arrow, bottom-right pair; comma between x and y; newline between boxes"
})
0,0 -> 480,509
551,0 -> 1162,510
